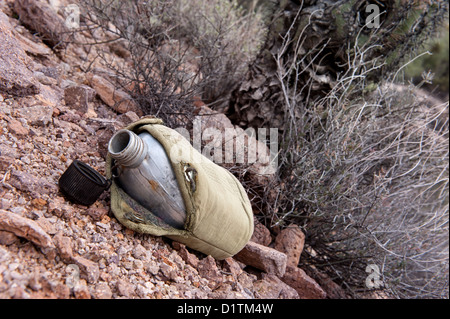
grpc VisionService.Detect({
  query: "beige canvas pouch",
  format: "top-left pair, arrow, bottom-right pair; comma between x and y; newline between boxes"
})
105,118 -> 254,260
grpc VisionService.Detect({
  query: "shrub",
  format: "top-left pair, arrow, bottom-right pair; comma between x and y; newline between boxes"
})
76,0 -> 266,126
174,0 -> 266,108
269,7 -> 449,298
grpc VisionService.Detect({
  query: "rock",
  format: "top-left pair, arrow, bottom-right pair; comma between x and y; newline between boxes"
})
33,71 -> 57,86
250,217 -> 272,246
17,32 -> 53,58
85,207 -> 109,221
60,79 -> 77,89
159,262 -> 179,282
74,281 -> 91,299
197,255 -> 223,289
273,225 -> 305,268
0,230 -> 20,245
0,144 -> 20,159
0,199 -> 12,211
223,257 -> 243,278
36,217 -> 57,235
208,284 -> 248,299
6,118 -> 29,136
83,107 -> 98,119
96,125 -> 116,158
71,255 -> 100,284
172,242 -> 199,268
9,170 -> 57,195
236,271 -> 257,292
47,199 -> 64,218
0,210 -> 55,251
116,279 -> 135,298
92,282 -> 112,299
145,262 -> 160,276
64,85 -> 96,113
304,266 -> 348,299
194,102 -> 274,172
0,155 -> 15,171
16,105 -> 54,126
35,83 -> 63,109
13,0 -> 68,49
53,282 -> 71,299
131,244 -> 148,260
38,67 -> 60,80
0,11 -> 39,97
87,74 -> 141,115
234,241 -> 287,277
194,102 -> 235,140
253,273 -> 299,299
118,111 -> 140,125
53,232 -> 73,262
31,198 -> 47,209
281,266 -> 327,299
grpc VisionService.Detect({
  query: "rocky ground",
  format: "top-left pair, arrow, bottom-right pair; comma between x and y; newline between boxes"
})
0,0 -> 346,299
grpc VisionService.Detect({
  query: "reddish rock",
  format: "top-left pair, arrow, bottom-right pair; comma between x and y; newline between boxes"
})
0,11 -> 39,97
223,257 -> 243,278
9,170 -> 56,195
53,232 -> 73,262
71,255 -> 100,284
96,125 -> 116,158
16,105 -> 54,127
116,279 -> 135,298
197,255 -> 223,289
304,266 -> 348,299
36,217 -> 57,235
74,282 -> 91,299
253,273 -> 299,299
64,85 -> 96,113
0,209 -> 55,251
236,271 -> 257,292
159,263 -> 179,282
172,242 -> 199,268
92,282 -> 113,299
87,74 -> 141,115
234,241 -> 287,277
194,103 -> 275,187
282,266 -> 327,299
0,144 -> 19,159
47,200 -> 64,218
6,118 -> 29,136
194,103 -> 235,139
85,207 -> 109,221
233,126 -> 276,177
274,225 -> 305,268
53,282 -> 70,299
13,0 -> 68,49
118,111 -> 140,125
250,217 -> 272,246
0,155 -> 15,171
0,230 -> 19,245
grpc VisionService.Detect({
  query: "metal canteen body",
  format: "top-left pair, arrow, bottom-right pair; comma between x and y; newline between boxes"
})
108,129 -> 186,229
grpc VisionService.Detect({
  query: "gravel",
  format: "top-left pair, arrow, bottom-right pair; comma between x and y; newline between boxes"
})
0,5 -> 304,300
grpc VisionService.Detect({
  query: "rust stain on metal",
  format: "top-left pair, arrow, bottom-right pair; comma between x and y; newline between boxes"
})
148,179 -> 159,191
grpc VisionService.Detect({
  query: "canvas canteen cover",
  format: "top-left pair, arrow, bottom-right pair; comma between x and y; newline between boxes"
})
105,118 -> 254,260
